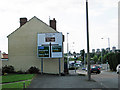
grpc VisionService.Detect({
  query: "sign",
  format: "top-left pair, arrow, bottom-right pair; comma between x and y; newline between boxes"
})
52,46 -> 62,58
37,33 -> 63,58
46,37 -> 55,42
38,46 -> 49,57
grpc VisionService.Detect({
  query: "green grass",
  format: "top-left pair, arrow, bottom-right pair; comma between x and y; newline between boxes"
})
2,80 -> 31,88
2,74 -> 35,83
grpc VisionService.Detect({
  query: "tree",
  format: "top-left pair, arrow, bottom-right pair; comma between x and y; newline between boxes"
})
107,52 -> 119,71
93,55 -> 98,63
80,49 -> 85,61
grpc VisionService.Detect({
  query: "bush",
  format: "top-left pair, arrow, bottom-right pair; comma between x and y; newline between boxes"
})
107,53 -> 119,71
28,66 -> 39,74
2,65 -> 14,74
16,70 -> 25,74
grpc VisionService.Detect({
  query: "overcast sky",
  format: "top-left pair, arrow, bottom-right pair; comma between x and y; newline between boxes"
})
0,0 -> 119,53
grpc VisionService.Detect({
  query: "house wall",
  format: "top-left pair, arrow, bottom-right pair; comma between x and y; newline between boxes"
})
2,17 -> 64,74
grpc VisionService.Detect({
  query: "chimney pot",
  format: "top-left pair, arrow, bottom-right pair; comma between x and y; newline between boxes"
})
50,18 -> 56,30
20,17 -> 27,27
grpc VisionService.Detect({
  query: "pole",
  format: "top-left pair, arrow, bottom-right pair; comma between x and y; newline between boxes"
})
101,49 -> 103,64
67,33 -> 69,73
86,0 -> 91,81
50,42 -> 52,58
108,38 -> 110,52
41,58 -> 43,74
59,58 -> 61,76
84,53 -> 86,68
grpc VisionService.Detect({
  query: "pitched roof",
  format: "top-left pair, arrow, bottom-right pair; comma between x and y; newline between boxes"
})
7,16 -> 58,37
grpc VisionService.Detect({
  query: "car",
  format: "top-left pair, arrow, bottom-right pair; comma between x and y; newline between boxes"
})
90,65 -> 101,74
82,67 -> 86,70
116,64 -> 120,74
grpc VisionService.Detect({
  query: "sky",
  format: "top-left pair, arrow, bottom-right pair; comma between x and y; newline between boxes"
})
0,0 -> 119,53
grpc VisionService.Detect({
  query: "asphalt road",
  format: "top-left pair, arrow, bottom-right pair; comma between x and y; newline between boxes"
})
91,70 -> 118,88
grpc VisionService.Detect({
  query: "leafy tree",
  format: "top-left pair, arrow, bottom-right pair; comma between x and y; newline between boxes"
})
80,49 -> 85,61
107,52 -> 119,71
93,55 -> 98,63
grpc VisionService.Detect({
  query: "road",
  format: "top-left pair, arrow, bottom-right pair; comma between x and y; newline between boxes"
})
91,70 -> 118,88
76,65 -> 119,89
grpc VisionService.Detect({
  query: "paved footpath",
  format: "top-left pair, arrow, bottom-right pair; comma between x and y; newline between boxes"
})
28,72 -> 104,88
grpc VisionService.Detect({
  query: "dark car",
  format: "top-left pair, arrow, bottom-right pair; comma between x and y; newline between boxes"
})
91,65 -> 101,74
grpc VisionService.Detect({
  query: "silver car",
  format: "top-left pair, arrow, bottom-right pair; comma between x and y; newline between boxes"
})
116,64 -> 120,74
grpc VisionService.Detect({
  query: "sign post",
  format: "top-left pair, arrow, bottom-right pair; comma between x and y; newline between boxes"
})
59,58 -> 61,76
41,58 -> 43,74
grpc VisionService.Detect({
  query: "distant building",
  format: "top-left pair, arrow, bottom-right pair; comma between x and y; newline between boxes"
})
112,46 -> 116,52
96,49 -> 100,54
92,49 -> 95,53
106,48 -> 110,52
1,53 -> 8,61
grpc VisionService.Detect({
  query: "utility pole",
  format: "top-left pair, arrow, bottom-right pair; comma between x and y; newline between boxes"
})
67,32 -> 69,73
108,38 -> 110,52
86,0 -> 91,81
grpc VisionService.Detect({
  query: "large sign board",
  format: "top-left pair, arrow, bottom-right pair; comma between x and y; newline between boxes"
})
37,33 -> 63,58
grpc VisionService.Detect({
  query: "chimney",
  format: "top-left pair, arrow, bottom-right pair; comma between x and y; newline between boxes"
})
50,18 -> 56,30
20,17 -> 27,27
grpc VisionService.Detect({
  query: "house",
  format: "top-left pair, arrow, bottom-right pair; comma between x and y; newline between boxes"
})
2,16 -> 64,74
1,53 -> 8,61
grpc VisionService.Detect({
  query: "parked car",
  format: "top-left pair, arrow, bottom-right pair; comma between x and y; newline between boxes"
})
90,65 -> 101,74
116,64 -> 120,74
69,63 -> 79,70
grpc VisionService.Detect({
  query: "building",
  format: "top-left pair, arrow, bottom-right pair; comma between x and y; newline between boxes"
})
106,48 -> 110,52
92,49 -> 95,53
2,16 -> 64,74
112,46 -> 116,52
119,1 -> 120,49
1,53 -> 8,61
96,49 -> 100,54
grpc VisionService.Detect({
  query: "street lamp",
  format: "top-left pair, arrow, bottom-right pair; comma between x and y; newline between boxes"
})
101,37 -> 110,70
67,32 -> 69,73
108,38 -> 110,52
101,37 -> 110,52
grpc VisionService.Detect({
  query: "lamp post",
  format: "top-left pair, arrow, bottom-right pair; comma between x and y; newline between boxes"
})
101,37 -> 110,70
101,37 -> 110,52
86,0 -> 91,81
108,38 -> 110,53
101,38 -> 104,64
67,32 -> 69,73
101,48 -> 103,64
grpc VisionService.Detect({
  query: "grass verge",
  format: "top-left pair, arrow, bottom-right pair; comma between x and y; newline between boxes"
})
2,80 -> 31,88
2,74 -> 35,83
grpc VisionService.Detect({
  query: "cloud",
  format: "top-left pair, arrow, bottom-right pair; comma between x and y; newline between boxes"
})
95,0 -> 119,8
0,0 -> 118,53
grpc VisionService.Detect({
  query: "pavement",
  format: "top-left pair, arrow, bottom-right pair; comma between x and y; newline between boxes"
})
28,69 -> 104,89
